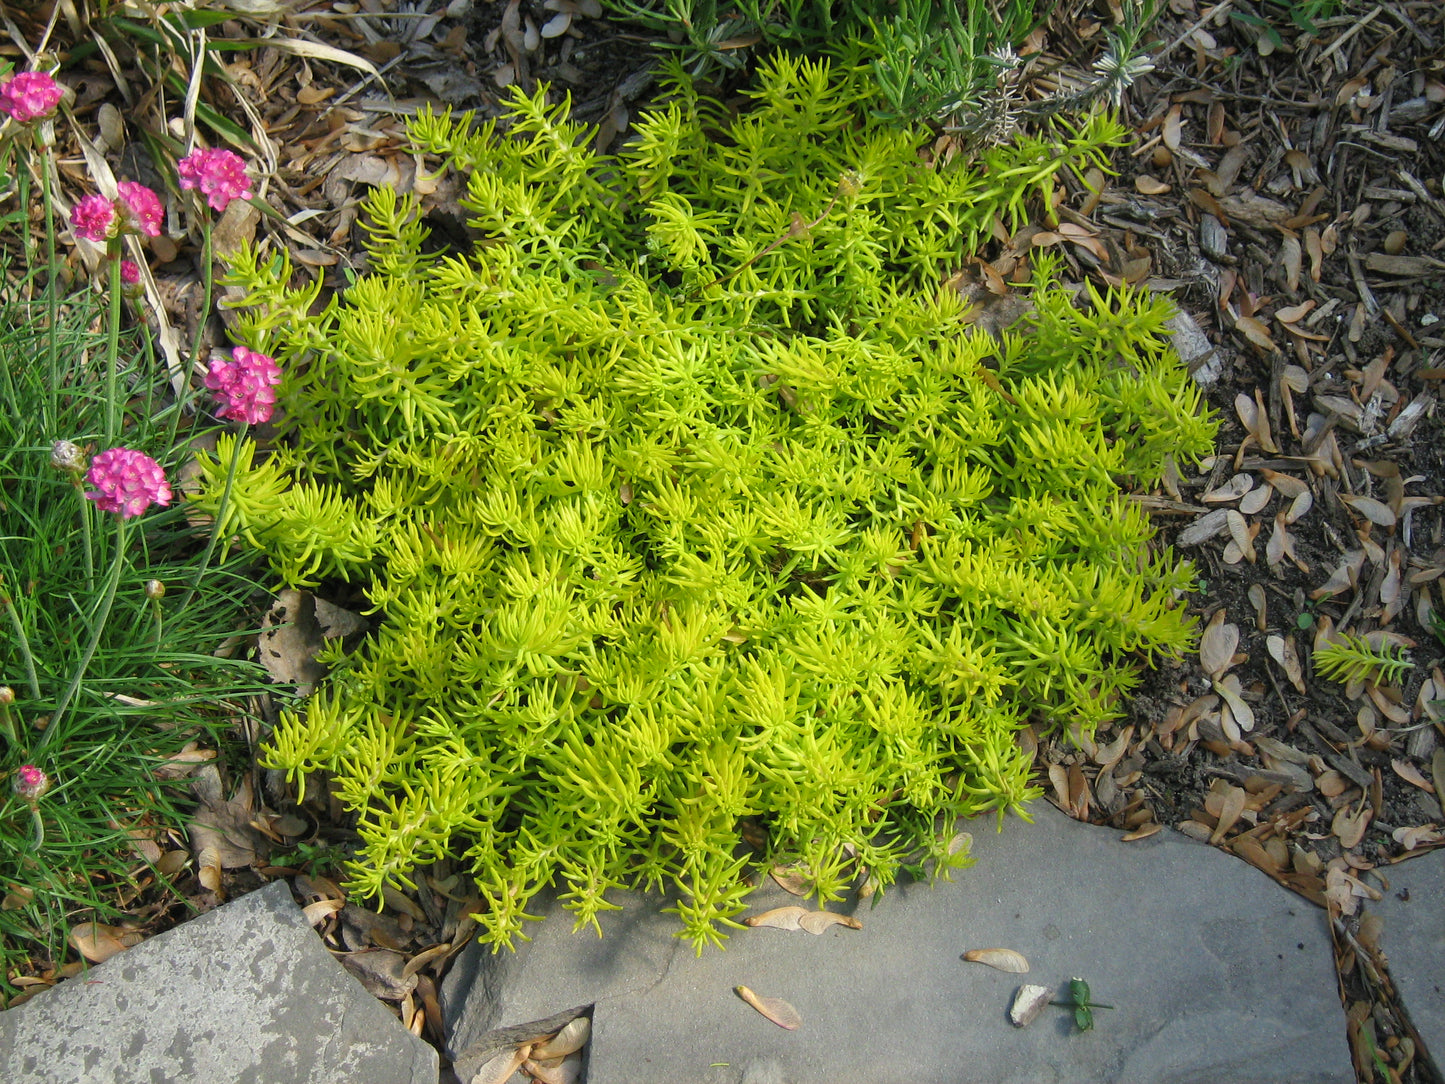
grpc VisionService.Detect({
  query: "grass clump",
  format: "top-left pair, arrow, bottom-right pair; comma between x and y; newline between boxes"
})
197,56 -> 1217,952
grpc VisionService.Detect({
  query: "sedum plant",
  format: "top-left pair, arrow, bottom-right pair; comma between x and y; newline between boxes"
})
193,56 -> 1216,952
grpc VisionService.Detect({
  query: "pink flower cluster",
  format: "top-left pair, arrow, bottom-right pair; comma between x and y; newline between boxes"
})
69,183 -> 163,244
0,70 -> 63,123
178,148 -> 253,213
85,448 -> 173,518
205,346 -> 281,425
14,765 -> 49,802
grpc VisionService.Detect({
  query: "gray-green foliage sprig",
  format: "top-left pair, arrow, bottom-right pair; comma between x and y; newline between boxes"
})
199,55 -> 1215,953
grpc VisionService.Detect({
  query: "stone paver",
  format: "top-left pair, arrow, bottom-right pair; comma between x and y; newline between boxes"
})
0,879 -> 436,1084
442,803 -> 1351,1084
1370,849 -> 1445,1073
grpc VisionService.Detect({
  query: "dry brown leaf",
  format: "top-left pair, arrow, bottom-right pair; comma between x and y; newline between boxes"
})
798,910 -> 863,935
736,985 -> 802,1030
1240,486 -> 1272,515
532,1017 -> 592,1060
1285,490 -> 1313,525
524,1054 -> 584,1084
1225,509 -> 1255,563
1215,673 -> 1255,736
1339,495 -> 1396,527
68,922 -> 140,963
1332,803 -> 1372,850
1136,175 -> 1172,195
1162,104 -> 1183,151
1391,759 -> 1434,793
1265,634 -> 1307,693
1199,609 -> 1239,679
1262,469 -> 1308,498
1203,473 -> 1254,503
1122,822 -> 1164,842
1235,315 -> 1277,352
196,843 -> 223,895
1209,786 -> 1247,844
1393,824 -> 1443,851
769,866 -> 812,897
302,898 -> 345,927
745,906 -> 808,931
471,1045 -> 530,1084
963,947 -> 1030,973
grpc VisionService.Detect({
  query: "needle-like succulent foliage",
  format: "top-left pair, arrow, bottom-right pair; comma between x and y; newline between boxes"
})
196,56 -> 1216,952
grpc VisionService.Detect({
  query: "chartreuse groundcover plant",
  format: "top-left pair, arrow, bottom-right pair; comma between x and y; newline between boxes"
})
196,55 -> 1217,952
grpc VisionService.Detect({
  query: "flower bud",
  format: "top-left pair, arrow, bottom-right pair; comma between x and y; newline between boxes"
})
51,439 -> 88,475
0,686 -> 13,706
145,579 -> 166,600
15,764 -> 48,802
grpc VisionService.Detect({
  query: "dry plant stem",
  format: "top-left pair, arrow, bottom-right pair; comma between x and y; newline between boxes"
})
41,517 -> 129,747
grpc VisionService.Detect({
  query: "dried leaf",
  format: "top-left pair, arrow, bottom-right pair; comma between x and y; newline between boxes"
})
196,843 -> 223,895
1332,803 -> 1372,850
532,1017 -> 591,1060
1209,786 -> 1247,844
1203,473 -> 1255,503
798,910 -> 863,935
1226,509 -> 1255,563
471,1045 -> 530,1084
68,922 -> 140,963
1263,469 -> 1308,498
1199,609 -> 1239,679
963,947 -> 1030,973
1239,486 -> 1272,515
1135,175 -> 1172,195
745,906 -> 808,931
736,985 -> 802,1030
1393,824 -> 1443,851
1122,822 -> 1164,842
770,866 -> 818,900
1236,315 -> 1276,351
1340,495 -> 1396,527
1391,759 -> 1434,793
1434,749 -> 1445,806
1266,634 -> 1307,693
303,898 -> 345,927
1285,490 -> 1313,525
1215,673 -> 1256,734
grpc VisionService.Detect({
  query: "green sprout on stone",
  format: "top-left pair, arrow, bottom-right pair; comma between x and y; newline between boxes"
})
1052,977 -> 1115,1032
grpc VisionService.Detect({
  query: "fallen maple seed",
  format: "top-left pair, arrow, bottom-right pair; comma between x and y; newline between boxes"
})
963,947 -> 1030,973
736,985 -> 802,1030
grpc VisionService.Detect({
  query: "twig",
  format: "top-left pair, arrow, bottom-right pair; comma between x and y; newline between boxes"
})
1156,0 -> 1238,64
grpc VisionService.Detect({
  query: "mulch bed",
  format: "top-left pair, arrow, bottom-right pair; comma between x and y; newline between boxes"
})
5,2 -> 1444,1080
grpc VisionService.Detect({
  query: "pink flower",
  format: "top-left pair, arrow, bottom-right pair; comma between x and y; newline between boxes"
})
116,182 -> 163,238
71,194 -> 115,243
14,765 -> 49,802
120,259 -> 141,286
204,345 -> 281,425
177,148 -> 253,213
0,71 -> 64,123
85,447 -> 173,518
